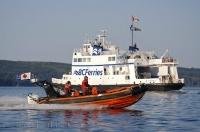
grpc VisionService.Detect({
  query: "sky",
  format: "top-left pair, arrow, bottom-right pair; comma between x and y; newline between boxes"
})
0,0 -> 200,68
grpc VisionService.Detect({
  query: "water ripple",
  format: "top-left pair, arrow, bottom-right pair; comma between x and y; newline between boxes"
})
0,87 -> 199,131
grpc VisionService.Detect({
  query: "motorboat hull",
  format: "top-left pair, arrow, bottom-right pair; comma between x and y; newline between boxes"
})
28,85 -> 146,109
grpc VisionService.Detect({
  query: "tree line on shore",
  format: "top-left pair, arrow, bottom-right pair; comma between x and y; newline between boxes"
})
0,60 -> 199,87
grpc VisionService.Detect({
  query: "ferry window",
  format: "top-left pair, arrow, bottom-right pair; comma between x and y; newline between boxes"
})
83,58 -> 86,62
108,56 -> 115,61
119,67 -> 122,71
78,58 -> 82,62
112,57 -> 115,61
134,55 -> 141,59
104,68 -> 107,75
125,76 -> 130,80
88,45 -> 90,48
74,58 -> 77,62
108,57 -> 112,61
87,58 -> 91,62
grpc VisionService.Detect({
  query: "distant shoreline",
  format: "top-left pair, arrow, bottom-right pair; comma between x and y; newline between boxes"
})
0,60 -> 199,87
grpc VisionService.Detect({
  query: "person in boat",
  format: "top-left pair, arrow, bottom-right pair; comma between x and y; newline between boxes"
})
64,81 -> 72,96
81,76 -> 90,95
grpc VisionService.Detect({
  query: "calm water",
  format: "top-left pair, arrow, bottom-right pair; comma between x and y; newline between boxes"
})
0,86 -> 199,131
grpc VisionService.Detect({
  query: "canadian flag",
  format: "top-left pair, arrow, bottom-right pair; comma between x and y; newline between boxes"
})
20,72 -> 31,80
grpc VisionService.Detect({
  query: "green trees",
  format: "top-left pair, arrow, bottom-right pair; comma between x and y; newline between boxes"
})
0,60 -> 71,86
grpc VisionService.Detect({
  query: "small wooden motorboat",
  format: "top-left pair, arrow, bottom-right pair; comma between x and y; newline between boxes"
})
28,81 -> 146,109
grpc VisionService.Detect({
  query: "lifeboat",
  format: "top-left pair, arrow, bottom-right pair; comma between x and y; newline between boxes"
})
28,81 -> 146,109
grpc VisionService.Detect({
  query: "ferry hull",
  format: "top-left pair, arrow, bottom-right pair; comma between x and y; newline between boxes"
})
144,83 -> 185,91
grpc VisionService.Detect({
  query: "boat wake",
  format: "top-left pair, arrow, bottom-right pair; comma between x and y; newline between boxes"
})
0,96 -> 108,110
0,96 -> 26,108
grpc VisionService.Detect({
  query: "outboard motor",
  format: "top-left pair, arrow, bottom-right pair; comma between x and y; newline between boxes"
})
35,80 -> 60,98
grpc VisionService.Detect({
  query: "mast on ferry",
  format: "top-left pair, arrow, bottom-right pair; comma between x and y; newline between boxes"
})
99,30 -> 107,46
129,16 -> 141,53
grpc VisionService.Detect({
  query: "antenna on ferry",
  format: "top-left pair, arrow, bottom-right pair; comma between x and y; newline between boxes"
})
129,16 -> 141,53
161,49 -> 169,59
100,29 -> 107,46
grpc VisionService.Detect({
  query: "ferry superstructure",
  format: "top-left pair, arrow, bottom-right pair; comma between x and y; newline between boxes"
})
52,18 -> 184,91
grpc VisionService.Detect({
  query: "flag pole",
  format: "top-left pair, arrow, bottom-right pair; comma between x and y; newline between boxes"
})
129,16 -> 141,53
130,16 -> 135,53
131,16 -> 134,47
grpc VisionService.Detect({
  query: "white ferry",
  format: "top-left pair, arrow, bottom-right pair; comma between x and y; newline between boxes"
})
52,18 -> 184,91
